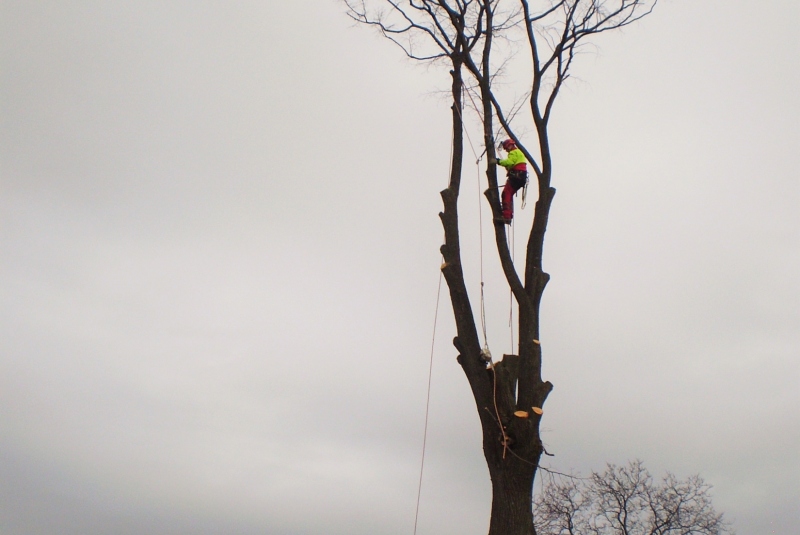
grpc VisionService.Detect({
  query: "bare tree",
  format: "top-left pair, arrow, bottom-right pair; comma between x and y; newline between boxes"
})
535,461 -> 733,535
345,2 -> 656,534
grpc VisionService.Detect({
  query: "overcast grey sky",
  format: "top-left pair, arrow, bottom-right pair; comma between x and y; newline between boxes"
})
1,1 -> 798,534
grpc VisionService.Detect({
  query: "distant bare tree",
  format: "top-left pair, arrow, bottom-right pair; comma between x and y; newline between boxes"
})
345,2 -> 656,534
535,461 -> 733,535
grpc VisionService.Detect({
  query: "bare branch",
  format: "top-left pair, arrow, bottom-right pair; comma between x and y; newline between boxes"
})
344,0 -> 456,59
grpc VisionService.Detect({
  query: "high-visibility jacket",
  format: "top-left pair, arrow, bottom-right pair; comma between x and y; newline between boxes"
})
498,148 -> 527,171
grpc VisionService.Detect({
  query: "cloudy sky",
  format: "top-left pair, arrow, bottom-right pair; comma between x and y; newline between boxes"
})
1,1 -> 798,534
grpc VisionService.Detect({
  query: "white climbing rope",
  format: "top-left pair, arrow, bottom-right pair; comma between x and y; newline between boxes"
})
412,266 -> 443,535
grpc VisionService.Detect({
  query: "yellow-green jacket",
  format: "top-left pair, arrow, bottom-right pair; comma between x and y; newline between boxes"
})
498,148 -> 527,171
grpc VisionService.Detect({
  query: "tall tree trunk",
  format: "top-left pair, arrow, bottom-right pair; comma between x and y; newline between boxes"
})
488,461 -> 537,535
478,352 -> 546,535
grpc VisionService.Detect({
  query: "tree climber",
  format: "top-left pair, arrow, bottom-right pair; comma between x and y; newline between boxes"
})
494,139 -> 529,224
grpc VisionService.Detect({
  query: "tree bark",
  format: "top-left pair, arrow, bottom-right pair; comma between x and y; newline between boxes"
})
488,461 -> 538,535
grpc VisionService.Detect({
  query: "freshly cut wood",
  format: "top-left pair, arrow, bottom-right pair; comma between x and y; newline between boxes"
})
514,411 -> 529,418
531,407 -> 543,415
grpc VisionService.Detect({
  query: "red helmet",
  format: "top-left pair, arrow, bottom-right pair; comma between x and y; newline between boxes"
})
501,139 -> 516,151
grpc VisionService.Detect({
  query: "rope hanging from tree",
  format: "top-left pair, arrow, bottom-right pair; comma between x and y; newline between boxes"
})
412,266 -> 442,535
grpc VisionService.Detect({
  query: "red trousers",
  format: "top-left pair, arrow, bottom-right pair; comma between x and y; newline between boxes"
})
502,171 -> 528,221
